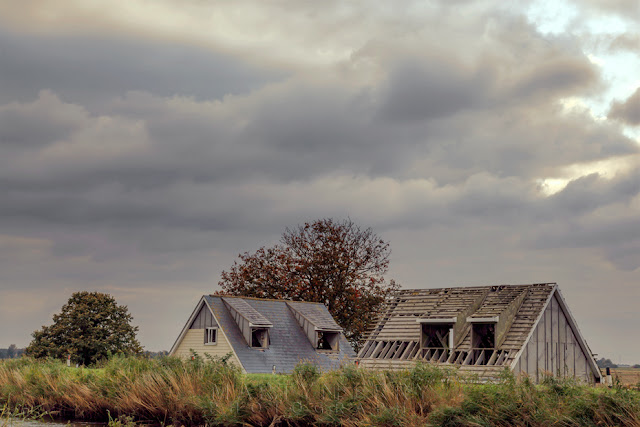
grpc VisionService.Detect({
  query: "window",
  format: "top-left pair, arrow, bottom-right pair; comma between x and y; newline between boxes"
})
471,323 -> 495,349
316,331 -> 340,351
251,327 -> 269,348
205,327 -> 217,345
420,323 -> 454,349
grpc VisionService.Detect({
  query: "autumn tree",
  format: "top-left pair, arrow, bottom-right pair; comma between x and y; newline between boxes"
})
218,218 -> 399,350
26,291 -> 142,365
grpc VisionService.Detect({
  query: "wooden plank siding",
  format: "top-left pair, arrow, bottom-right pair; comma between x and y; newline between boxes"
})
512,294 -> 595,383
172,328 -> 242,368
189,304 -> 218,329
358,284 -> 600,384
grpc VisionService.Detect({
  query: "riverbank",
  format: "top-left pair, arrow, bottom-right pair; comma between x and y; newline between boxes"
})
2,356 -> 639,426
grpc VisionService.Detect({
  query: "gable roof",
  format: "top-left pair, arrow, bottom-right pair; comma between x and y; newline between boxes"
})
173,295 -> 355,373
358,283 -> 600,382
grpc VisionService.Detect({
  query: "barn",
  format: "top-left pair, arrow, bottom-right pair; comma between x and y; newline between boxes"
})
169,295 -> 355,373
357,283 -> 602,383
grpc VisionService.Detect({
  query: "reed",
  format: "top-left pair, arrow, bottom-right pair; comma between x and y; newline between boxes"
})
1,356 -> 639,426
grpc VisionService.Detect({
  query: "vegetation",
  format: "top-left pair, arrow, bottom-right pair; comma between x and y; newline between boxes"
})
26,292 -> 142,365
0,346 -> 24,359
218,218 -> 400,350
1,356 -> 639,426
597,357 -> 620,369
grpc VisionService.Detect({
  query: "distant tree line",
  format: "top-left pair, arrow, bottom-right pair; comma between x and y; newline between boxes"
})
596,357 -> 640,369
0,344 -> 25,359
597,358 -> 619,369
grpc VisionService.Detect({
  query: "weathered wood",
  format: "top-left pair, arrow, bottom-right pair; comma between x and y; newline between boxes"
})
358,283 -> 598,384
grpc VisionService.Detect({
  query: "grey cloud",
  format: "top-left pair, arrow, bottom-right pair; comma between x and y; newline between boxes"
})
609,87 -> 640,126
0,91 -> 86,147
609,33 -> 640,52
507,57 -> 597,100
0,68 -> 636,234
581,0 -> 640,17
538,169 -> 640,220
0,28 -> 284,108
1,1 -> 639,360
414,105 -> 637,182
526,216 -> 640,271
0,13 -> 626,197
377,58 -> 491,122
518,168 -> 640,270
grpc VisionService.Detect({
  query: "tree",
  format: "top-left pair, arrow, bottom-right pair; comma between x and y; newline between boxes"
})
6,344 -> 16,359
218,218 -> 399,350
596,357 -> 618,369
26,291 -> 142,365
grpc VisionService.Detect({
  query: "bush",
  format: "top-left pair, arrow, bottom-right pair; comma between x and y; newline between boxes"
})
292,362 -> 321,386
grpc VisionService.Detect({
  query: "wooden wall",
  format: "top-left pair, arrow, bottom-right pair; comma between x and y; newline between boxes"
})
512,293 -> 595,383
189,304 -> 218,329
172,328 -> 242,368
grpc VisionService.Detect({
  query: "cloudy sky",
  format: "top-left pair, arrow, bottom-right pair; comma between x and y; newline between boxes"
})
0,0 -> 638,363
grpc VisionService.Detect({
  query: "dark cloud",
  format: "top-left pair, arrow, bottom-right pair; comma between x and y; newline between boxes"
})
377,58 -> 490,122
0,1 -> 638,360
0,28 -> 285,107
0,91 -> 87,148
609,87 -> 640,126
544,170 -> 640,217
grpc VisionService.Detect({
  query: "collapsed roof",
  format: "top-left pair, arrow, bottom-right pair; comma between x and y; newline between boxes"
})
357,283 -> 601,383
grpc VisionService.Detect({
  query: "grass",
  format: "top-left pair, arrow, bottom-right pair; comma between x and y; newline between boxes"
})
1,356 -> 639,426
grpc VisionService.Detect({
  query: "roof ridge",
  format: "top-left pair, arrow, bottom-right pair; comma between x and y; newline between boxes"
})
397,283 -> 556,293
209,294 -> 325,305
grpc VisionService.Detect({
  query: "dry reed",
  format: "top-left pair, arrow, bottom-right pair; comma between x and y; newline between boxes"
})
1,356 -> 639,426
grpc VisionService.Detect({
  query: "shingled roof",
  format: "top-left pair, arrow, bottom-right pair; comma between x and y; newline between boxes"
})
357,283 -> 601,384
170,295 -> 355,374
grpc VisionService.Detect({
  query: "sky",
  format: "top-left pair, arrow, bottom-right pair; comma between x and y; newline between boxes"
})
0,0 -> 638,363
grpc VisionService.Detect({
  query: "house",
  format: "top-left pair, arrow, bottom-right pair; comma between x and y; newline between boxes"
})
357,283 -> 602,383
169,295 -> 355,373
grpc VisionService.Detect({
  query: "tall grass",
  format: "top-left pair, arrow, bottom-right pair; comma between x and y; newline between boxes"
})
1,356 -> 639,426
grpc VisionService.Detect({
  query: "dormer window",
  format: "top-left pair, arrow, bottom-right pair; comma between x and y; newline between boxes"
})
417,318 -> 456,349
466,316 -> 499,365
222,297 -> 273,349
472,323 -> 495,349
316,330 -> 340,351
420,324 -> 453,349
287,301 -> 343,353
251,327 -> 270,348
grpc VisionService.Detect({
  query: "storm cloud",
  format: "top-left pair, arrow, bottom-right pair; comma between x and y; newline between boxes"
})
0,0 -> 638,362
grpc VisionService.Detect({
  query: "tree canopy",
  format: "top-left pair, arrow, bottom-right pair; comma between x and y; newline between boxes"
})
218,218 -> 399,350
26,291 -> 142,365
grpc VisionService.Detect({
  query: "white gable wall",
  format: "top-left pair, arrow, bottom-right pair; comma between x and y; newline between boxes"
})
172,328 -> 242,368
513,293 -> 596,383
171,299 -> 243,369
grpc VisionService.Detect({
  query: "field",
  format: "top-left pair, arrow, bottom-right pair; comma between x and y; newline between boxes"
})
1,357 -> 640,426
603,368 -> 640,387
